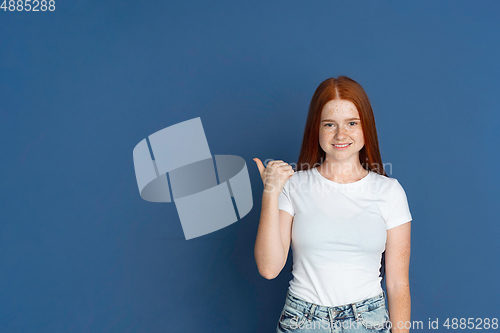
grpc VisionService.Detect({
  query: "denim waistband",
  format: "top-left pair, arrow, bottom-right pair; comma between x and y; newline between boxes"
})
285,290 -> 386,321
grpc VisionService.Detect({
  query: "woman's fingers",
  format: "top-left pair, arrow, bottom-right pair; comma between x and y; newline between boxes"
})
254,158 -> 294,183
253,159 -> 289,174
253,158 -> 296,194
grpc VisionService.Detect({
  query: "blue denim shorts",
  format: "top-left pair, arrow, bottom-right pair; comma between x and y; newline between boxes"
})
276,290 -> 392,333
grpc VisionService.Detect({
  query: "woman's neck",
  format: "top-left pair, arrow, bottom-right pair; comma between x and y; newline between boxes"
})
317,161 -> 368,184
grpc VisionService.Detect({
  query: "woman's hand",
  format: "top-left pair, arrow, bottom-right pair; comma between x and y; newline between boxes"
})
253,158 -> 295,195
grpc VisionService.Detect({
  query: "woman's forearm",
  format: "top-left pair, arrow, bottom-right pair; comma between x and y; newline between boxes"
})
254,190 -> 285,279
387,284 -> 411,333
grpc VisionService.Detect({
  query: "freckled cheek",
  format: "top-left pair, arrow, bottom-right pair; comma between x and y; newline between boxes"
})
319,135 -> 328,146
318,132 -> 334,148
319,130 -> 329,139
354,133 -> 365,145
322,133 -> 337,144
350,129 -> 363,138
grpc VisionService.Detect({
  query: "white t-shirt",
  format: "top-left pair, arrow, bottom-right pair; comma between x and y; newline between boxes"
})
278,166 -> 412,307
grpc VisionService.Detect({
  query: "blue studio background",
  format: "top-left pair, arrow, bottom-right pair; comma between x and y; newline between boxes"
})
1,1 -> 499,332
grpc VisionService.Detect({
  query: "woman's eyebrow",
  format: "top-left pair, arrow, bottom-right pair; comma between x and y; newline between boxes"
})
321,118 -> 360,122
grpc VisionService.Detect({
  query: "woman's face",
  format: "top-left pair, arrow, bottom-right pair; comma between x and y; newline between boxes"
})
319,99 -> 365,165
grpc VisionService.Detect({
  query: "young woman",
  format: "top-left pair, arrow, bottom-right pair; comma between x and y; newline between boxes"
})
254,76 -> 412,333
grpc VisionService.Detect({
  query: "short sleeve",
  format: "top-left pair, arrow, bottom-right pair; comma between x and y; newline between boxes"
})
385,179 -> 412,230
278,179 -> 295,217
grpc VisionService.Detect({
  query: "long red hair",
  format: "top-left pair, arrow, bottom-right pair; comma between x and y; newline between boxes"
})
296,76 -> 387,177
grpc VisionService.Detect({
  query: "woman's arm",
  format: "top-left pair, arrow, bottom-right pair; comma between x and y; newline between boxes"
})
253,158 -> 295,280
385,221 -> 412,332
254,192 -> 293,279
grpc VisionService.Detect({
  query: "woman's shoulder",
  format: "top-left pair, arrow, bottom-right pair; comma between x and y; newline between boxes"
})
368,170 -> 402,192
369,171 -> 412,201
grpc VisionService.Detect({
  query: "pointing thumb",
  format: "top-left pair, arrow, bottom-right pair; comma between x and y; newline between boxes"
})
253,158 -> 265,174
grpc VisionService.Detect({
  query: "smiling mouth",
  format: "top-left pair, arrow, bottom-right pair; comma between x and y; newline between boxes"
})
333,143 -> 352,148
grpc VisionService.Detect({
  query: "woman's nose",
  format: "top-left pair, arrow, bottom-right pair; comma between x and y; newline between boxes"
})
334,126 -> 348,139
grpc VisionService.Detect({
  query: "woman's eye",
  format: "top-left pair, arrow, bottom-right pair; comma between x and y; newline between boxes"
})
324,122 -> 357,127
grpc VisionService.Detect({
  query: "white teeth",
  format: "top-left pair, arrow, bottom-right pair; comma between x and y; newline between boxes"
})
334,143 -> 350,147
